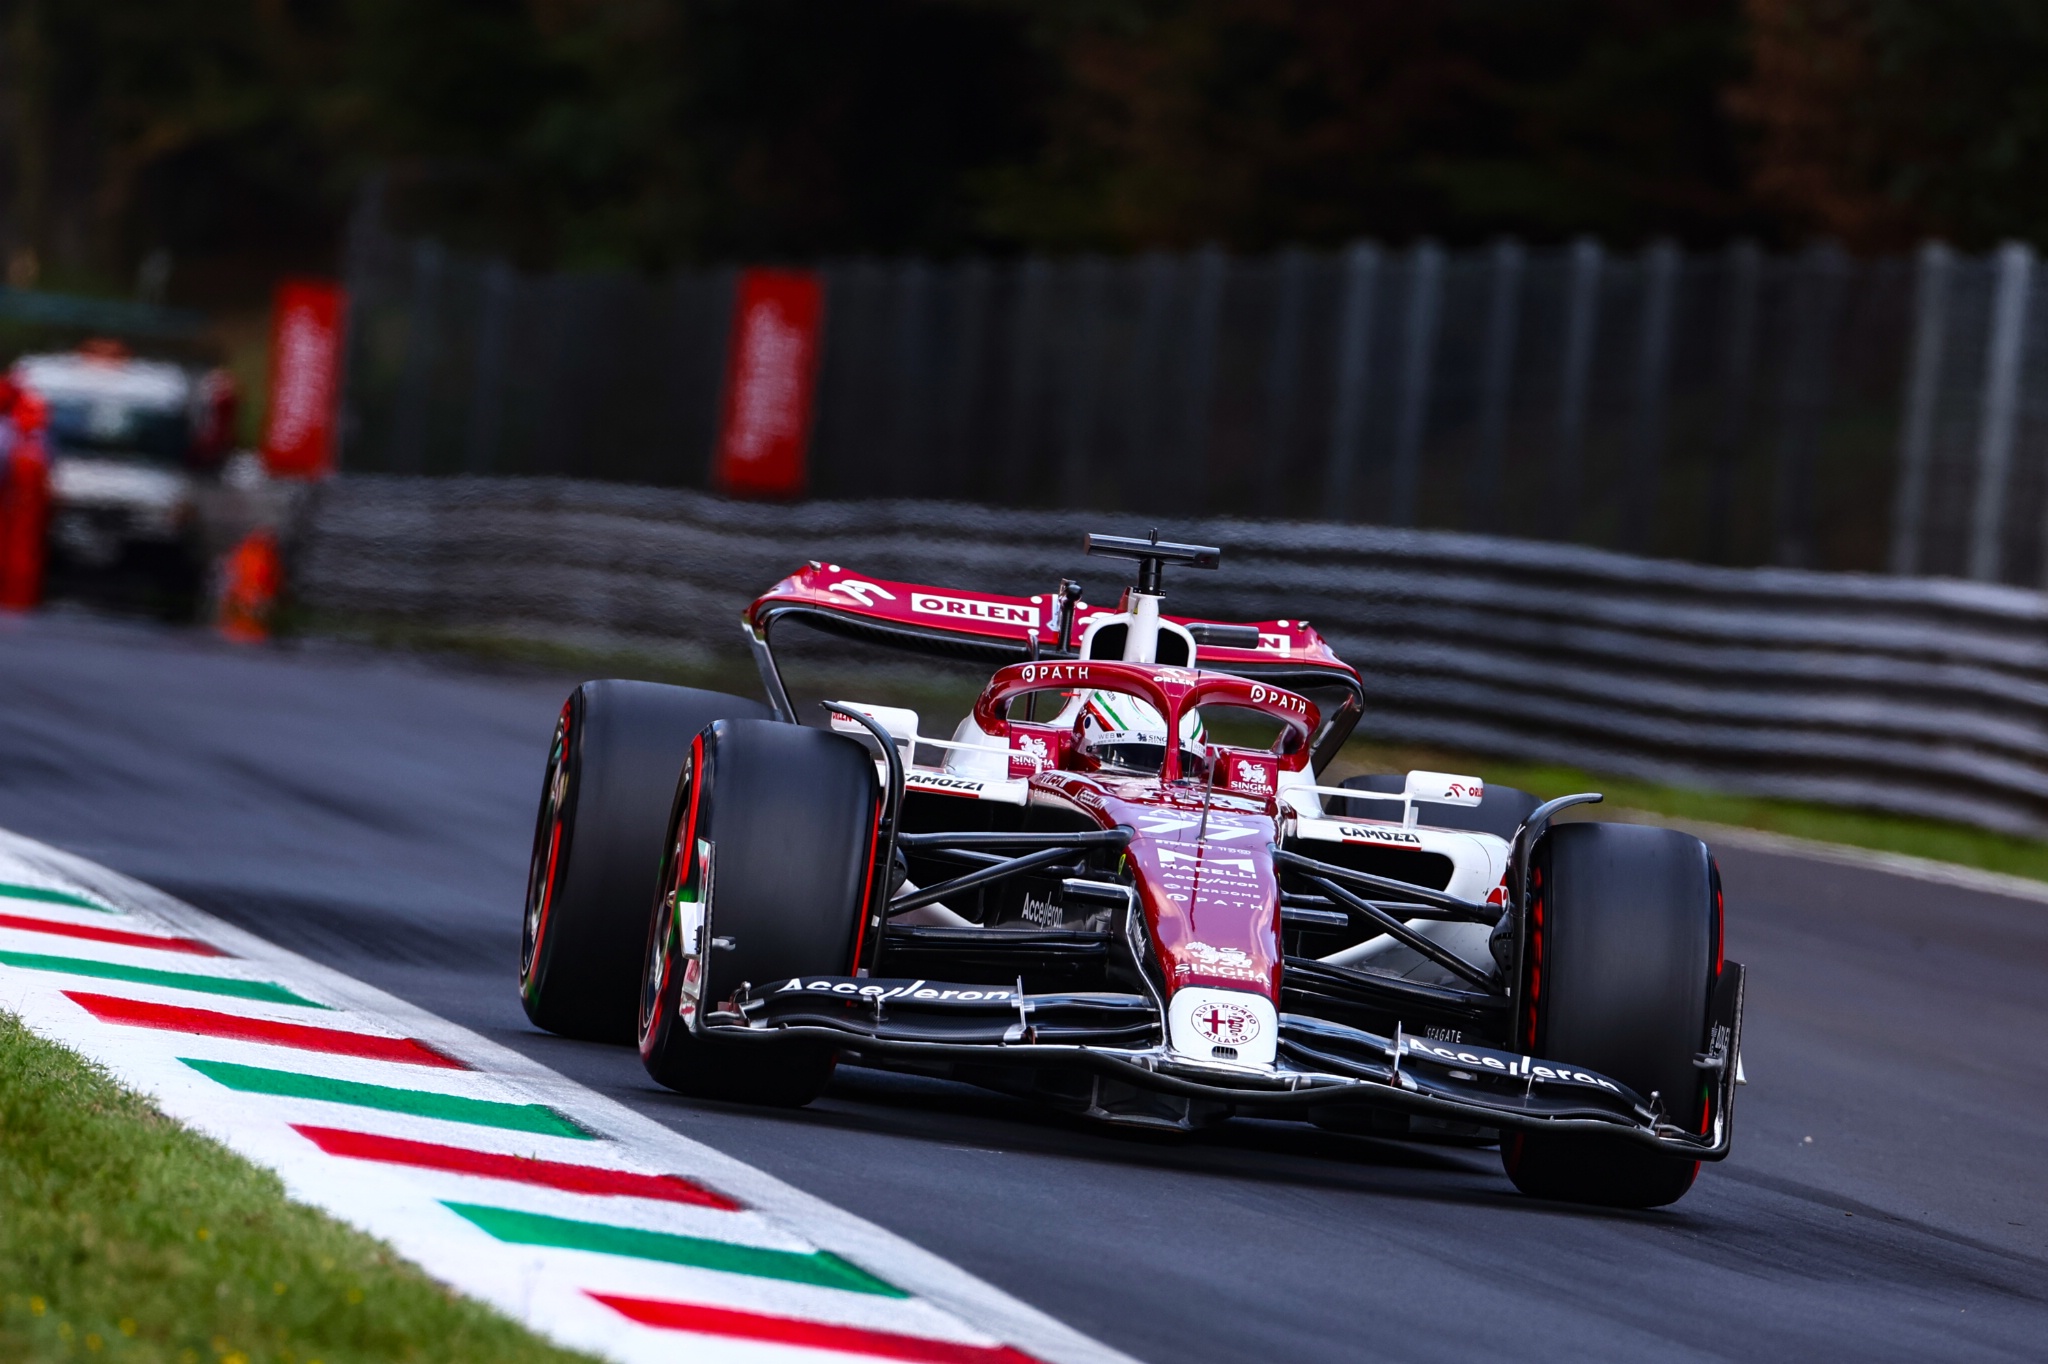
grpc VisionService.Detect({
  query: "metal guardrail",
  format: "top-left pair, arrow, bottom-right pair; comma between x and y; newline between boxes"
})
295,475 -> 2048,838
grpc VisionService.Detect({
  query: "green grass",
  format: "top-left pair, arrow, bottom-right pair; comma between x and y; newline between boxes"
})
296,614 -> 2048,885
1332,737 -> 2048,885
0,1012 -> 598,1364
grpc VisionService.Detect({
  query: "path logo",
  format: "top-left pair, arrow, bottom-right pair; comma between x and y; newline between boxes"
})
1246,683 -> 1308,717
1018,662 -> 1087,684
1191,999 -> 1261,1046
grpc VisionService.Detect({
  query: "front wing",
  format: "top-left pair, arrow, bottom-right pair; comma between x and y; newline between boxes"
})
704,964 -> 1745,1159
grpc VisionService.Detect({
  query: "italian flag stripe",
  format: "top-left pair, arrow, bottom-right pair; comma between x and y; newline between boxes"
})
0,882 -> 116,913
293,1125 -> 740,1209
66,991 -> 465,1068
0,910 -> 222,955
182,1059 -> 592,1138
446,1203 -> 905,1298
0,950 -> 323,1006
590,1294 -> 1042,1364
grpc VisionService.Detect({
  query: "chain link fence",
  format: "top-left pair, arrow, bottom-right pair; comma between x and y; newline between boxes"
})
342,220 -> 2048,581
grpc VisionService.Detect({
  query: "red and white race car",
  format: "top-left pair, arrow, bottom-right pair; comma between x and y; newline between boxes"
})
519,534 -> 1744,1208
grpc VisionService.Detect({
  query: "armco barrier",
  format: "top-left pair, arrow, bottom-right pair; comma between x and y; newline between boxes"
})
295,476 -> 2048,838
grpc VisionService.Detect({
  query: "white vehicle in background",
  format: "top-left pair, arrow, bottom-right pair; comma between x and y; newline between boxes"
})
9,342 -> 237,581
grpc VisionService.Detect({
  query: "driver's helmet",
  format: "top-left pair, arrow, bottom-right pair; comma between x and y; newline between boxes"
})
1075,690 -> 1207,777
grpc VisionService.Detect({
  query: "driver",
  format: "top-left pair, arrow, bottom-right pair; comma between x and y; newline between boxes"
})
1069,688 -> 1208,778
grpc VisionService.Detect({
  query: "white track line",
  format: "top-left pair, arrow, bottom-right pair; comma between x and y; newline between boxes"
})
0,827 -> 1140,1364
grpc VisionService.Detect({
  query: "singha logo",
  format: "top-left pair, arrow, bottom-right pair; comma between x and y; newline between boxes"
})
1184,941 -> 1257,973
1232,759 -> 1271,792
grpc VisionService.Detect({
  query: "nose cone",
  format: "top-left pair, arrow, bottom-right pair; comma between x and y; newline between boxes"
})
1168,986 -> 1279,1067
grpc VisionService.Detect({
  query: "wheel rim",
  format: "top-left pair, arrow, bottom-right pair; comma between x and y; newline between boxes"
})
641,872 -> 675,1041
640,745 -> 698,1042
520,706 -> 573,987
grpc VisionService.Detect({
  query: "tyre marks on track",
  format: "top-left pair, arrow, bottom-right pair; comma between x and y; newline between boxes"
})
0,828 -> 1134,1364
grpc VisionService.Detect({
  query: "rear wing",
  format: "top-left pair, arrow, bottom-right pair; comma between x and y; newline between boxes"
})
744,562 -> 1365,768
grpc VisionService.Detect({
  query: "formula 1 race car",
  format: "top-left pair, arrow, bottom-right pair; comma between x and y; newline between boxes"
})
519,534 -> 1744,1208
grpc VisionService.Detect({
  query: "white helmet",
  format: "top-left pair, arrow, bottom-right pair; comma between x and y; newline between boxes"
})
1074,690 -> 1206,777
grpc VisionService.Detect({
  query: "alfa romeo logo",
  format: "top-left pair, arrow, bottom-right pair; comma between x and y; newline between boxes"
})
1192,1000 -> 1260,1046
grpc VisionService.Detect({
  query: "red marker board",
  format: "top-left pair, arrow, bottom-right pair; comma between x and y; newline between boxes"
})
261,279 -> 347,479
713,269 -> 825,498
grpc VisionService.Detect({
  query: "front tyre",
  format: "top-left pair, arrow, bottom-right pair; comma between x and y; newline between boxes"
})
638,719 -> 879,1107
1502,821 -> 1722,1209
520,680 -> 770,1042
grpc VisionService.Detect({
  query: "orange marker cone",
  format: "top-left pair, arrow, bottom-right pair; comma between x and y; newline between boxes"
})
215,527 -> 283,642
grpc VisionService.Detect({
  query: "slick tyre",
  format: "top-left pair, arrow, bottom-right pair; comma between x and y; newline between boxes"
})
1336,774 -> 1541,841
1502,821 -> 1723,1209
520,680 -> 771,1043
638,719 -> 879,1107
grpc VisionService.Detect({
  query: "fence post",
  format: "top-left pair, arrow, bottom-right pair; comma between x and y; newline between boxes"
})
1124,251 -> 1176,504
1889,242 -> 1952,576
1000,255 -> 1050,501
1389,241 -> 1443,527
390,237 -> 445,474
1324,241 -> 1381,517
887,258 -> 932,497
680,265 -> 739,487
463,258 -> 513,474
1260,246 -> 1309,514
334,172 -> 386,472
1707,241 -> 1761,562
1623,239 -> 1680,553
1468,238 -> 1523,532
1059,255 -> 1108,507
1968,241 -> 2033,582
941,258 -> 990,501
1177,244 -> 1227,511
1554,237 -> 1603,532
525,274 -> 570,476
1772,241 -> 1847,568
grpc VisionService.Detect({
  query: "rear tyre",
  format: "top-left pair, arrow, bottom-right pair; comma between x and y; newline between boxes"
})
638,719 -> 878,1107
520,680 -> 771,1043
1501,821 -> 1721,1209
1336,773 -> 1541,841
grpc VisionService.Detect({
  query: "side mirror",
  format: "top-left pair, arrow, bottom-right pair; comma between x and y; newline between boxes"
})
828,703 -> 920,761
1403,770 -> 1485,807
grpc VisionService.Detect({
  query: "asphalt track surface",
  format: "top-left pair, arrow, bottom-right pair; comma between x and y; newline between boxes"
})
3,611 -> 2045,1363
